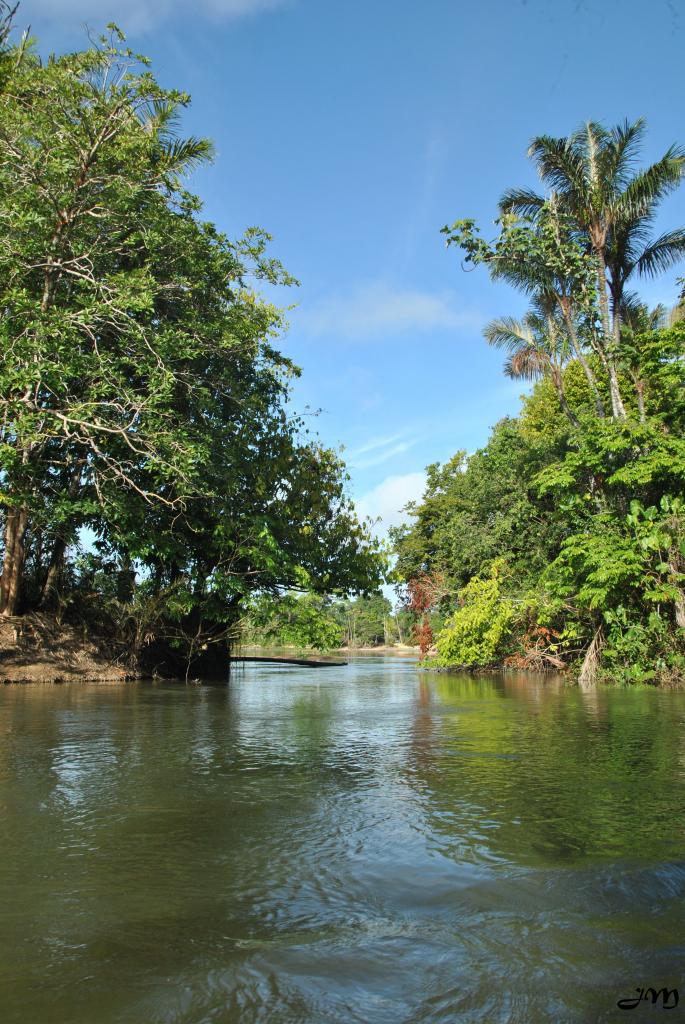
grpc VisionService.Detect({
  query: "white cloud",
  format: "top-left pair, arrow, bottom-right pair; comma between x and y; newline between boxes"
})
21,0 -> 286,33
298,282 -> 482,340
355,471 -> 427,537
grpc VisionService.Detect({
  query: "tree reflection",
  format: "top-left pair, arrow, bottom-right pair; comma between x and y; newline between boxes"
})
405,672 -> 685,865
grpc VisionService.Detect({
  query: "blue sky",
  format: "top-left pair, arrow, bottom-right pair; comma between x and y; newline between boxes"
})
20,0 -> 685,533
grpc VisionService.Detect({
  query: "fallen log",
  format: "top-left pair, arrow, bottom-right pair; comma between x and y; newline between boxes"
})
229,655 -> 347,668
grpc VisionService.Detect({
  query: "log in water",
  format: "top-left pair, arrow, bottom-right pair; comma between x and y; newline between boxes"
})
230,655 -> 347,667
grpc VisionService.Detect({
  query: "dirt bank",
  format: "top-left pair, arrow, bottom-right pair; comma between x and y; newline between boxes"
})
0,613 -> 138,683
0,629 -> 420,684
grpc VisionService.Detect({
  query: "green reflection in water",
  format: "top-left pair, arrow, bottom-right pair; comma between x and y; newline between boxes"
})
412,671 -> 685,864
0,663 -> 684,1024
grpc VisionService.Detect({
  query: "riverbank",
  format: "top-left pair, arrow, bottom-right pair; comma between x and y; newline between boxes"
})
416,658 -> 685,688
0,622 -> 421,684
0,614 -> 136,683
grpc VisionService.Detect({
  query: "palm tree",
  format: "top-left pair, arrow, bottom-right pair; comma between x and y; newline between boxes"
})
488,199 -> 607,417
484,299 -> 579,427
0,2 -> 17,49
500,119 -> 685,419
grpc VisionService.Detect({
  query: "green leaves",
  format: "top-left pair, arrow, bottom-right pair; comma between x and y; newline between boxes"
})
0,27 -> 384,637
425,118 -> 685,682
432,564 -> 515,668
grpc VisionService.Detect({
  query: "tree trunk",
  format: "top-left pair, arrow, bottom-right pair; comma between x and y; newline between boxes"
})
631,374 -> 646,424
578,626 -> 604,689
594,252 -> 627,420
559,390 -> 580,428
39,536 -> 66,608
0,507 -> 28,616
675,591 -> 685,631
39,459 -> 84,608
606,358 -> 627,421
669,557 -> 685,629
594,253 -> 613,352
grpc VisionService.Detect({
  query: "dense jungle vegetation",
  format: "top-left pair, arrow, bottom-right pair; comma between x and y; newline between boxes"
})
392,119 -> 685,684
0,11 -> 383,675
2,6 -> 684,685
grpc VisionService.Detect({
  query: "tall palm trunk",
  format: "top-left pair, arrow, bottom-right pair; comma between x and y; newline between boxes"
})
606,358 -> 627,421
593,249 -> 627,419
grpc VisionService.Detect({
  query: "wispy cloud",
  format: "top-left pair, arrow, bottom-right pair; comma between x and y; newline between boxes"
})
355,471 -> 427,537
298,282 -> 482,340
347,429 -> 421,469
355,441 -> 418,470
22,0 -> 286,33
350,430 -> 410,458
399,124 -> 449,268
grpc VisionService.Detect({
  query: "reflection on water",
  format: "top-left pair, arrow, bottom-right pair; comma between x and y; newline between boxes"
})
1,661 -> 685,1023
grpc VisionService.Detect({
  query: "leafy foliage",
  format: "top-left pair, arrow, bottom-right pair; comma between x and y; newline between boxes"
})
242,592 -> 344,651
431,565 -> 515,668
0,24 -> 383,672
396,119 -> 685,684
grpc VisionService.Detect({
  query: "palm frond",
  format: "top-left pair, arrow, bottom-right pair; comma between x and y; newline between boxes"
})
616,146 -> 685,221
602,118 -> 646,192
490,262 -> 543,294
529,132 -> 589,202
619,293 -> 668,335
605,215 -> 656,283
529,292 -> 558,323
146,97 -> 182,136
649,303 -> 668,330
159,136 -> 214,174
636,228 -> 685,278
483,316 -> 534,352
0,1 -> 18,50
499,187 -> 545,218
504,347 -> 550,380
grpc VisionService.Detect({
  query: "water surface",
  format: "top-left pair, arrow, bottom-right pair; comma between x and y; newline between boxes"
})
1,659 -> 684,1022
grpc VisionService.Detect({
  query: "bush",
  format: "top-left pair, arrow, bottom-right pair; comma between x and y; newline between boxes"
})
432,566 -> 514,667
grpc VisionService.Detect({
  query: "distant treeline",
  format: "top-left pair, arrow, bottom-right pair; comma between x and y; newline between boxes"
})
241,592 -> 414,649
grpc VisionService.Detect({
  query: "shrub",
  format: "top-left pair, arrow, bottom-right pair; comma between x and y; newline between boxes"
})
433,566 -> 514,667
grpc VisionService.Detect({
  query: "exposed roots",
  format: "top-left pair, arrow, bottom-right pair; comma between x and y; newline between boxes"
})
578,627 -> 605,689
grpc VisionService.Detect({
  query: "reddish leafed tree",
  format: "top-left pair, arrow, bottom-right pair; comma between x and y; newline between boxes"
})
406,573 -> 446,659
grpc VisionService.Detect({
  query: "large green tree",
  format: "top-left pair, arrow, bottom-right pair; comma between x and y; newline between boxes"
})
0,27 -> 382,667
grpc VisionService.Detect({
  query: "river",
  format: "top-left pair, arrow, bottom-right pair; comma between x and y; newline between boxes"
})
1,657 -> 684,1022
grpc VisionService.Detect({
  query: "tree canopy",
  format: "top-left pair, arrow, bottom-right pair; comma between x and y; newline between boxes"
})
0,22 -> 383,673
396,120 -> 685,684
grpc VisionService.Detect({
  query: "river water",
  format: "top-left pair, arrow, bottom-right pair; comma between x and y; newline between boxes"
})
1,657 -> 684,1023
